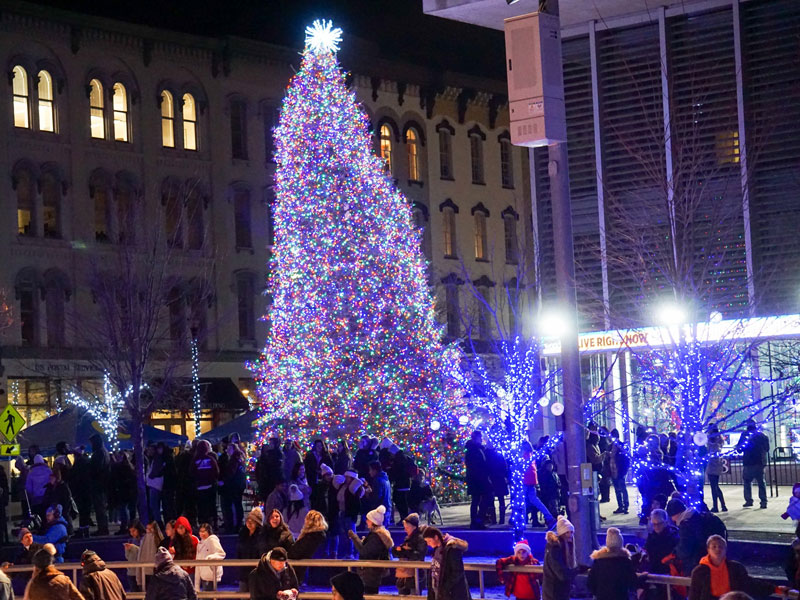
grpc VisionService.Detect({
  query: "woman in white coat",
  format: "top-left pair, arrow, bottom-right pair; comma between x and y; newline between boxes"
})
195,522 -> 226,591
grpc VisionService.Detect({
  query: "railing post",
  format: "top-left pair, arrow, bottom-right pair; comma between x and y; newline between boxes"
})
666,580 -> 672,600
479,569 -> 485,599
414,567 -> 420,595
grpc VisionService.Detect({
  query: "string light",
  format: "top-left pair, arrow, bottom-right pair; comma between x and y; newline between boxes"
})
65,373 -> 124,452
191,336 -> 202,438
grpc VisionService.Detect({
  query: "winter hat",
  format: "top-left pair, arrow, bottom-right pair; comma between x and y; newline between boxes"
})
344,470 -> 359,480
18,527 -> 31,541
366,505 -> 387,526
320,463 -> 334,478
154,547 -> 173,569
514,539 -> 531,554
270,547 -> 288,561
32,548 -> 54,569
793,482 -> 800,496
33,454 -> 45,465
289,484 -> 304,502
81,550 -> 98,564
47,504 -> 63,519
666,498 -> 687,517
556,515 -> 574,537
247,507 -> 264,526
333,474 -> 346,488
379,437 -> 393,450
331,570 -> 366,600
403,513 -> 420,527
606,528 -> 623,551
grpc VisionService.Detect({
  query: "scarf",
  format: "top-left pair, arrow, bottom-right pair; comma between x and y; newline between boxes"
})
699,556 -> 730,598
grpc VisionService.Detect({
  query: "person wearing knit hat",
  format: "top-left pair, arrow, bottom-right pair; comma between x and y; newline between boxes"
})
23,544 -> 85,600
248,507 -> 264,527
667,497 -> 727,576
237,507 -> 265,593
287,484 -> 310,538
80,549 -> 127,600
145,546 -> 196,599
496,539 -> 541,600
320,463 -> 334,478
347,505 -> 394,594
588,528 -> 643,600
248,548 -> 299,600
332,570 -> 365,600
393,513 -> 427,595
32,504 -> 69,563
543,516 -> 578,600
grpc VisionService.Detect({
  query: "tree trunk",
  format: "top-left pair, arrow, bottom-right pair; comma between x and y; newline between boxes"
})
130,407 -> 149,523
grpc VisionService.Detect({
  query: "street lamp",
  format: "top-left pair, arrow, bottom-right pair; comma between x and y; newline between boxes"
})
537,307 -> 572,338
655,301 -> 688,326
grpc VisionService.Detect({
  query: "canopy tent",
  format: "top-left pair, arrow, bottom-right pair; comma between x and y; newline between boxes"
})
201,409 -> 259,444
15,406 -> 188,456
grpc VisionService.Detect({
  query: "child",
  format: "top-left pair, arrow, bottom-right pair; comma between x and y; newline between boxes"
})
781,483 -> 800,522
538,460 -> 561,519
496,539 -> 541,600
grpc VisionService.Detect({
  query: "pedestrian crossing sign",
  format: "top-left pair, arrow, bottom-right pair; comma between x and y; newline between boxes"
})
0,444 -> 20,456
0,404 -> 25,442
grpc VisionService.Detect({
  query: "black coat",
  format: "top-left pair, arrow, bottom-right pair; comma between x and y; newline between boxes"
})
248,554 -> 299,600
351,526 -> 393,589
643,525 -> 679,575
587,549 -> 642,600
689,559 -> 775,600
260,524 -> 294,554
145,562 -> 197,600
238,526 -> 266,581
427,537 -> 471,600
464,440 -> 490,496
542,532 -> 578,600
485,449 -> 509,496
737,430 -> 770,468
675,512 -> 708,575
394,526 -> 428,578
354,448 -> 378,478
288,529 -> 327,582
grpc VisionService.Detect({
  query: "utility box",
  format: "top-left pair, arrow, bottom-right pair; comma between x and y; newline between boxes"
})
504,11 -> 566,147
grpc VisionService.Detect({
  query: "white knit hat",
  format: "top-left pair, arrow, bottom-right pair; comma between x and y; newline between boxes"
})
289,484 -> 304,502
344,470 -> 359,479
333,475 -> 345,488
366,505 -> 386,526
556,515 -> 574,537
320,463 -> 334,478
514,539 -> 531,554
606,527 -> 623,550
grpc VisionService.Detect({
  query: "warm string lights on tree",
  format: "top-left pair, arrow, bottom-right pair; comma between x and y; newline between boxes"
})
65,373 -> 124,452
190,334 -> 202,439
249,19 -> 464,484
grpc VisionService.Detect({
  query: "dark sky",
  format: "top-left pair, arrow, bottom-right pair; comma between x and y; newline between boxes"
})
37,0 -> 506,80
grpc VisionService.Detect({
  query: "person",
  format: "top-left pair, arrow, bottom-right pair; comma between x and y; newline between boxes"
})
485,442 -> 509,526
542,516 -> 578,600
667,498 -> 726,576
0,565 -> 12,600
33,504 -> 69,562
736,420 -> 769,509
261,508 -> 295,553
689,535 -> 782,600
124,520 -> 146,592
609,431 -> 630,515
705,429 -> 727,513
784,537 -> 800,589
265,480 -> 290,520
25,454 -> 52,522
128,521 -> 163,591
393,513 -> 428,595
422,527 -> 470,600
256,440 -> 284,503
366,462 -> 392,527
348,505 -> 393,594
305,439 -> 333,488
354,436 -> 377,479
464,431 -> 491,530
146,444 -> 166,526
637,452 -> 679,525
288,510 -> 329,583
239,508 -> 266,593
283,441 -> 303,483
337,471 -> 365,558
79,550 -> 126,600
24,545 -> 85,600
220,442 -> 247,534
331,571 -> 365,600
248,547 -> 299,600
522,444 -> 556,529
145,547 -> 197,600
408,469 -> 434,517
162,520 -> 176,553
110,451 -> 137,534
15,528 -> 42,565
640,509 -> 679,600
172,517 -> 199,575
587,528 -> 644,600
495,539 -> 541,600
335,440 -> 353,475
538,460 -> 561,521
174,442 -> 196,524
195,523 -> 225,592
286,485 -> 309,538
89,434 -> 111,536
781,483 -> 800,523
42,471 -> 74,536
69,446 -> 93,538
389,445 -> 413,522
191,440 -> 219,528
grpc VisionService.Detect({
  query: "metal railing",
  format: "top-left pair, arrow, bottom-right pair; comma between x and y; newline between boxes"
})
4,558 -> 796,600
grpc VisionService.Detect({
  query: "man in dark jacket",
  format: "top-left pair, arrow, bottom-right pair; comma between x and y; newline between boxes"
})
464,431 -> 491,530
89,434 -> 110,536
69,446 -> 93,538
736,419 -> 770,509
667,498 -> 726,576
248,547 -> 299,600
145,547 -> 196,600
393,513 -> 428,595
354,436 -> 377,479
79,550 -> 126,600
423,527 -> 470,600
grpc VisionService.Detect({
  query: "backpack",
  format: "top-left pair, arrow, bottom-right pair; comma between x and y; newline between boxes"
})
699,510 -> 727,541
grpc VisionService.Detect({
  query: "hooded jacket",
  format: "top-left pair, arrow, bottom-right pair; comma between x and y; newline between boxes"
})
24,565 -> 85,600
587,547 -> 642,600
80,554 -> 127,600
427,536 -> 470,600
173,517 -> 199,574
542,531 -> 578,600
351,525 -> 394,589
195,534 -> 225,586
144,560 -> 197,600
25,462 -> 52,502
689,558 -> 776,600
464,440 -> 490,496
394,526 -> 428,579
33,516 -> 69,562
248,550 -> 299,600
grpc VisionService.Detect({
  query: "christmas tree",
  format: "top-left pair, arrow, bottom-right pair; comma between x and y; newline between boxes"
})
251,21 -> 462,467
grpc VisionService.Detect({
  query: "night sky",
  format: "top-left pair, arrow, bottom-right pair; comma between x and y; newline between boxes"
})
35,0 -> 506,80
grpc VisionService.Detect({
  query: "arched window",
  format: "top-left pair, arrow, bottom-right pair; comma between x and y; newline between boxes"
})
500,138 -> 514,188
37,70 -> 54,132
445,284 -> 460,338
15,168 -> 35,236
503,209 -> 519,265
12,66 -> 30,128
439,129 -> 453,179
183,93 -> 197,151
186,186 -> 204,250
41,171 -> 61,239
161,90 -> 175,147
236,271 -> 256,343
188,281 -> 209,350
89,79 -> 105,139
407,128 -> 421,181
379,124 -> 393,173
163,185 -> 183,249
234,188 -> 252,250
470,132 -> 484,184
116,176 -> 136,244
94,185 -> 110,242
474,212 -> 487,260
442,207 -> 456,258
16,269 -> 39,346
112,83 -> 129,142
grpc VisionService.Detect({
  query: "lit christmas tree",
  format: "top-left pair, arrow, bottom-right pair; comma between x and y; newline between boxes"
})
251,21 -> 463,472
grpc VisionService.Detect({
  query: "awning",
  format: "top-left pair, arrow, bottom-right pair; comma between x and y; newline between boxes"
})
198,378 -> 249,411
202,409 -> 260,444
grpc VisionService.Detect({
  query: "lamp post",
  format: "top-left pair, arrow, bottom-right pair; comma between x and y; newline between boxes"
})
190,322 -> 202,439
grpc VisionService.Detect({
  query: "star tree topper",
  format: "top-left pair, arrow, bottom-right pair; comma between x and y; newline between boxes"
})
305,19 -> 343,54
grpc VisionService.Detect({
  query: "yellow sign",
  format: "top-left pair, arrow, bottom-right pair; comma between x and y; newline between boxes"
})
0,405 -> 25,442
0,444 -> 21,456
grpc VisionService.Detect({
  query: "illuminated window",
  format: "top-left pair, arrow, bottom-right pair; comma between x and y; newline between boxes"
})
380,124 -> 393,173
407,128 -> 420,181
112,83 -> 129,142
161,90 -> 175,147
500,138 -> 514,188
37,70 -> 54,132
89,79 -> 105,139
12,66 -> 30,128
439,129 -> 453,179
443,207 -> 456,258
41,171 -> 61,239
183,93 -> 197,151
470,133 -> 484,184
16,168 -> 35,236
716,130 -> 740,165
474,212 -> 487,260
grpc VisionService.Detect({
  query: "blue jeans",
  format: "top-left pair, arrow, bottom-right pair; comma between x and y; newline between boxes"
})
339,513 -> 357,557
147,487 -> 162,525
525,485 -> 554,524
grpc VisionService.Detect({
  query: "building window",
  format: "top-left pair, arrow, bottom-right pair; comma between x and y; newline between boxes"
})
443,207 -> 456,258
116,182 -> 134,244
500,139 -> 514,188
234,189 -> 252,249
112,83 -> 129,142
474,212 -> 487,260
380,124 -> 393,173
445,285 -> 459,338
412,205 -> 429,258
164,187 -> 183,249
504,214 -> 518,264
236,272 -> 256,342
12,66 -> 29,129
161,90 -> 175,147
37,70 -> 55,132
470,133 -> 484,184
16,271 -> 38,346
407,128 -> 421,181
167,286 -> 186,346
264,104 -> 279,163
439,129 -> 453,179
41,171 -> 61,239
475,287 -> 492,340
94,186 -> 111,242
89,79 -> 105,139
230,99 -> 248,159
44,277 -> 67,348
183,93 -> 197,151
186,188 -> 204,250
16,168 -> 35,236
